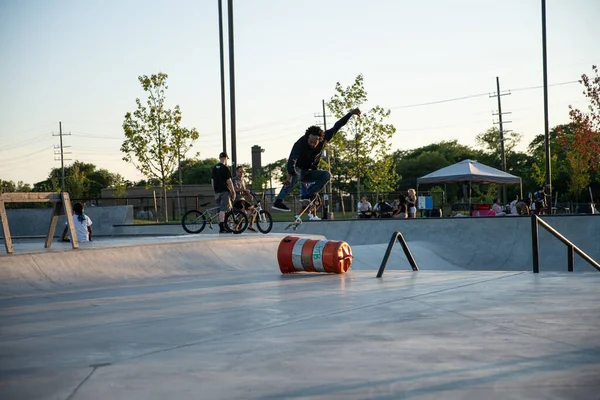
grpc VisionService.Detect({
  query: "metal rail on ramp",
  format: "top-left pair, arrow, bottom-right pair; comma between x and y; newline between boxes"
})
376,231 -> 419,277
531,214 -> 600,273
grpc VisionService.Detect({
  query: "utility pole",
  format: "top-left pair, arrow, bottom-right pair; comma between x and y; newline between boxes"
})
177,144 -> 183,219
177,147 -> 183,193
315,99 -> 332,219
52,121 -> 71,190
541,0 -> 552,215
227,0 -> 237,172
490,77 -> 511,204
355,123 -> 360,205
218,0 -> 227,155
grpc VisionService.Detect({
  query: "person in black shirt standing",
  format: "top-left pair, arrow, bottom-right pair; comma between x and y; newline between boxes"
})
211,152 -> 236,233
272,108 -> 361,212
533,186 -> 547,215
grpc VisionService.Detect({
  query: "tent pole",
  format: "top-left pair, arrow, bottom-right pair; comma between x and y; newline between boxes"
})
469,181 -> 472,214
520,180 -> 523,199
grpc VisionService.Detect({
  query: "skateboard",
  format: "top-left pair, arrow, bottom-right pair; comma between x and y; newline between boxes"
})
285,194 -> 322,231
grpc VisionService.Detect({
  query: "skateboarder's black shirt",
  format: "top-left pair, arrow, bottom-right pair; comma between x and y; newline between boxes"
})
286,111 -> 354,176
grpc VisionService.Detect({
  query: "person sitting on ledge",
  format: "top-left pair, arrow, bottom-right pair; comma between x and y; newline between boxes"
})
491,198 -> 506,216
61,202 -> 93,242
357,196 -> 373,219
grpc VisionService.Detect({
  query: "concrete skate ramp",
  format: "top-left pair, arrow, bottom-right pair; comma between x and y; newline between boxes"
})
0,234 -> 323,297
272,215 -> 600,272
351,242 -> 465,271
2,215 -> 598,297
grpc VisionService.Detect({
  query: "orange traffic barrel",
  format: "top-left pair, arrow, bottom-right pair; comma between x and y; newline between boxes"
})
277,236 -> 353,274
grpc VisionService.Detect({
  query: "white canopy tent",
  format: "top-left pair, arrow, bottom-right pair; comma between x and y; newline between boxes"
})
417,159 -> 523,207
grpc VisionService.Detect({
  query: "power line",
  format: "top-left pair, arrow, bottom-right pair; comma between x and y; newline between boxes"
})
71,132 -> 123,140
2,123 -> 55,135
0,134 -> 53,151
511,80 -> 579,92
390,92 -> 490,110
0,146 -> 54,165
388,80 -> 580,110
396,119 -> 492,132
236,115 -> 310,132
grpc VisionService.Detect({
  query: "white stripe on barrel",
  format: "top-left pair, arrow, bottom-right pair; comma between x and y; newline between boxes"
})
312,240 -> 328,272
291,238 -> 308,271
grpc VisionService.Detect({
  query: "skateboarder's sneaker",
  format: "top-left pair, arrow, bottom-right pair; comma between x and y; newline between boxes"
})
308,213 -> 321,221
272,199 -> 290,212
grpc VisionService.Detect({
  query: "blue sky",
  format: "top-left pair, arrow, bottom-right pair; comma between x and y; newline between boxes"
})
1,0 -> 599,185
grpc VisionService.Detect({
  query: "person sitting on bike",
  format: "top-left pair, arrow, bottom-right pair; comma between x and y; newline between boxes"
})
232,166 -> 257,232
272,108 -> 361,211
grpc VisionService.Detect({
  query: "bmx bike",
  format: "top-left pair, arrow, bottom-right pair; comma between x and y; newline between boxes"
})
181,202 -> 248,234
236,192 -> 273,234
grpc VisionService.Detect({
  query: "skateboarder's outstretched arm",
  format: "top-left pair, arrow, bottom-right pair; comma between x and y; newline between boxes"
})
324,108 -> 361,142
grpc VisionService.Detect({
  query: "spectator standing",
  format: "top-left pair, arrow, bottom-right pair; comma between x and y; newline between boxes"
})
407,189 -> 417,218
509,194 -> 519,215
533,187 -> 547,215
211,152 -> 236,234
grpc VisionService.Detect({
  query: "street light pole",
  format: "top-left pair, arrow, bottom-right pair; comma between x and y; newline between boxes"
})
218,0 -> 227,154
322,99 -> 331,219
541,0 -> 552,214
227,0 -> 237,171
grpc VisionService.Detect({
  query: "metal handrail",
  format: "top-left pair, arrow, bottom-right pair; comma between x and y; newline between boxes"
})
531,214 -> 600,273
376,231 -> 419,277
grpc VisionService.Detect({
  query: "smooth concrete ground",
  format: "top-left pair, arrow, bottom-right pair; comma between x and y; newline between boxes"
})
1,267 -> 599,400
1,222 -> 600,399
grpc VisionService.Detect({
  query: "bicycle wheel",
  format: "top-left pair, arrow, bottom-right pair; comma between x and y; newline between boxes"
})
256,210 -> 273,234
182,210 -> 207,234
225,210 -> 248,234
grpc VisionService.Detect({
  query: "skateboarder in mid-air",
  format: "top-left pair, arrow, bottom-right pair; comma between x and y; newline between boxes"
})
272,108 -> 361,212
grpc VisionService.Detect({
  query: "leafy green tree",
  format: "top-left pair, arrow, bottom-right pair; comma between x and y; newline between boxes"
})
527,126 -> 569,199
64,163 -> 89,200
112,173 -> 129,204
177,158 -> 218,185
326,148 -> 355,195
327,74 -> 397,199
87,168 -> 119,198
251,172 -> 270,192
0,180 -> 31,192
263,158 -> 287,190
393,140 -> 486,190
556,65 -> 600,199
365,154 -> 397,195
33,161 -> 122,199
121,73 -> 199,221
1,180 -> 14,192
475,127 -> 523,169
